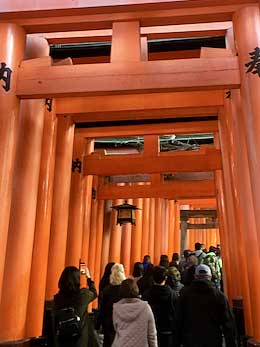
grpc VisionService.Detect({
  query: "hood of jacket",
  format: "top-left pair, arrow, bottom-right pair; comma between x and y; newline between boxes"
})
113,298 -> 146,322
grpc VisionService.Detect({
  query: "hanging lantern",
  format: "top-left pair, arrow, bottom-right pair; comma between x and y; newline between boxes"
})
111,200 -> 140,225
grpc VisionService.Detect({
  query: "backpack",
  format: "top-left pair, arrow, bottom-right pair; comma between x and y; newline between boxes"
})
203,253 -> 221,281
54,306 -> 82,341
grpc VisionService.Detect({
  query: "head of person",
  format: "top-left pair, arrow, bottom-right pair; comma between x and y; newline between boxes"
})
99,262 -> 115,291
209,245 -> 216,253
159,254 -> 169,268
183,249 -> 191,259
119,278 -> 139,299
58,266 -> 80,294
143,255 -> 151,264
102,262 -> 115,279
168,266 -> 181,282
187,254 -> 198,266
153,265 -> 168,285
195,264 -> 212,281
110,263 -> 126,285
132,262 -> 144,277
171,253 -> 179,262
195,242 -> 202,251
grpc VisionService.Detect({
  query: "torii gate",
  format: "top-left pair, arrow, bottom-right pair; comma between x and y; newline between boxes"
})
0,1 -> 260,346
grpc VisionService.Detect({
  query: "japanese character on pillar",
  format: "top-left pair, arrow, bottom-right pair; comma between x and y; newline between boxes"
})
72,158 -> 82,173
245,47 -> 260,76
0,62 -> 12,92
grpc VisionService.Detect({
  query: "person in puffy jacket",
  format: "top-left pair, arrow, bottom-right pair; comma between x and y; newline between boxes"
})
112,279 -> 158,347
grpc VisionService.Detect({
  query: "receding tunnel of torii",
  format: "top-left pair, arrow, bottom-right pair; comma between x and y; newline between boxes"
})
0,1 -> 260,346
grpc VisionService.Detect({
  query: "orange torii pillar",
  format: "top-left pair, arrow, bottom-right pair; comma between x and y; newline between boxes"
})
215,170 -> 234,300
45,117 -> 75,299
173,201 -> 181,254
81,140 -> 94,266
229,89 -> 260,342
141,197 -> 150,259
233,5 -> 260,247
218,116 -> 243,299
219,96 -> 253,335
0,36 -> 48,341
121,198 -> 133,277
88,176 -> 99,280
26,99 -> 57,337
161,199 -> 169,255
0,23 -> 25,303
148,198 -> 155,263
109,199 -> 123,264
66,136 -> 86,267
101,200 -> 112,276
94,195 -> 105,288
168,200 -> 175,258
154,198 -> 162,266
130,197 -> 143,271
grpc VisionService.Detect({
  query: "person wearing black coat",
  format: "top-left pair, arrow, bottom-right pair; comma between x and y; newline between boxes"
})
142,266 -> 178,347
99,263 -> 126,347
175,264 -> 237,347
53,266 -> 99,347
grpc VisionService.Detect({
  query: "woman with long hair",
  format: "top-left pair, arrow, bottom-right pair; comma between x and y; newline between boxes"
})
99,263 -> 126,347
53,266 -> 99,347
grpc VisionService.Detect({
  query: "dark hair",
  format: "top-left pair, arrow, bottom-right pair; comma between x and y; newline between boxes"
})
58,266 -> 80,293
209,246 -> 216,253
183,249 -> 191,258
195,242 -> 202,250
99,262 -> 115,292
159,254 -> 169,268
153,266 -> 167,284
143,255 -> 151,262
132,262 -> 144,277
120,279 -> 139,298
171,253 -> 179,262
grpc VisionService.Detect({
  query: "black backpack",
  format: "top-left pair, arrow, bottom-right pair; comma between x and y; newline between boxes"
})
54,306 -> 82,341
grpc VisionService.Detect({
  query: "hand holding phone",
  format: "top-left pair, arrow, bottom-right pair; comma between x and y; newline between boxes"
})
79,261 -> 87,275
85,267 -> 91,278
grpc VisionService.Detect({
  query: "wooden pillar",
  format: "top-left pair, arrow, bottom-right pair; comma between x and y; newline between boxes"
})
121,198 -> 133,277
215,170 -> 233,300
88,176 -> 98,280
109,199 -> 122,263
130,198 -> 143,269
218,111 -> 242,299
153,198 -> 162,265
220,95 -> 253,337
148,198 -> 155,263
101,200 -> 112,276
81,140 -> 94,265
45,116 -> 75,299
141,197 -> 150,258
173,202 -> 181,254
233,5 -> 260,255
94,197 -> 105,287
230,89 -> 260,341
161,199 -> 169,254
26,100 -> 57,337
66,136 -> 86,267
0,23 -> 25,302
180,220 -> 188,254
168,200 -> 175,258
0,36 -> 48,341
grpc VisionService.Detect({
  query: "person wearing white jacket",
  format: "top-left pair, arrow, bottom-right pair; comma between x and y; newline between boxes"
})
112,279 -> 158,347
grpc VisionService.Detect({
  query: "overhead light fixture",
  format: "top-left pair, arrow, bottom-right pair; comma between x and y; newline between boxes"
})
111,200 -> 140,225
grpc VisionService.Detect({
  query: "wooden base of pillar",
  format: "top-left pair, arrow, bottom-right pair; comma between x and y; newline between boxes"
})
0,339 -> 30,346
248,339 -> 260,346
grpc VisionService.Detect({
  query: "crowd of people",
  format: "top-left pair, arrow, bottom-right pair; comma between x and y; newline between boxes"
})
52,243 -> 238,347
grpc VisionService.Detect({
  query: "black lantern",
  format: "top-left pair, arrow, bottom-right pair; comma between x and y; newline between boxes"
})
111,200 -> 140,225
